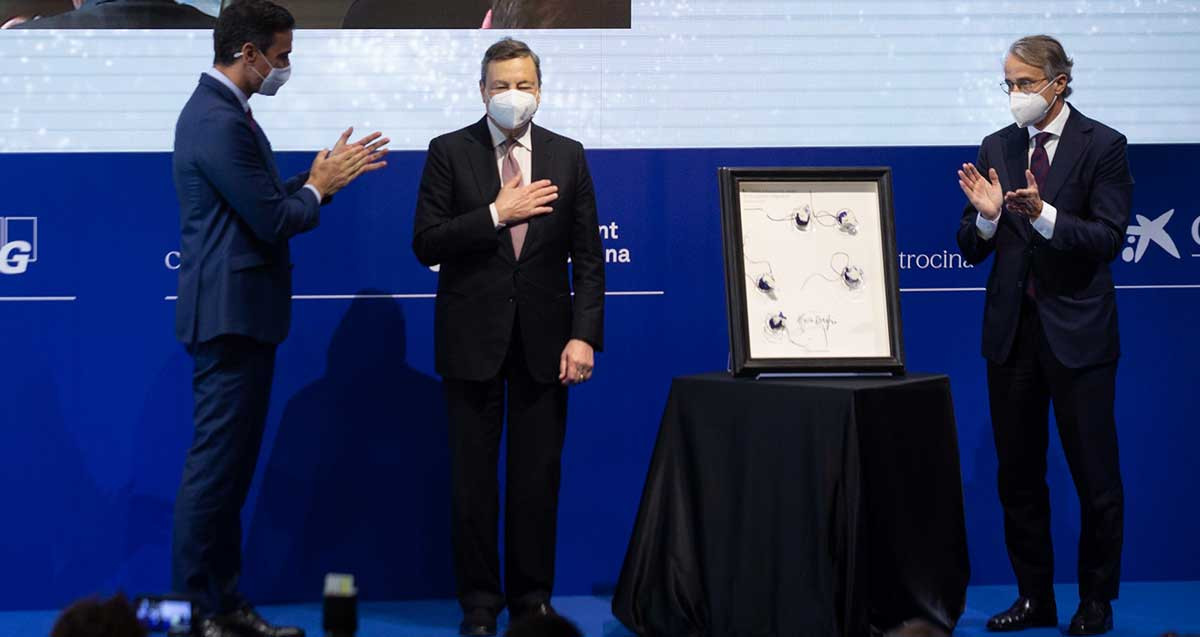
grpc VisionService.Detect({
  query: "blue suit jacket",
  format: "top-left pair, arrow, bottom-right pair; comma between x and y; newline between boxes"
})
956,105 -> 1134,369
173,74 -> 322,346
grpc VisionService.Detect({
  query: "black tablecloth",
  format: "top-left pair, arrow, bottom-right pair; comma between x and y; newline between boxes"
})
612,373 -> 969,637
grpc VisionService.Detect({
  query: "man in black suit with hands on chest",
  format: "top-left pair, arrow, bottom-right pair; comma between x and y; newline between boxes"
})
957,35 -> 1133,636
412,37 -> 605,637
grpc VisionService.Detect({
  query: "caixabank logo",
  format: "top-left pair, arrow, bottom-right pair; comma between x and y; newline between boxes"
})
0,216 -> 38,275
1121,208 -> 1200,265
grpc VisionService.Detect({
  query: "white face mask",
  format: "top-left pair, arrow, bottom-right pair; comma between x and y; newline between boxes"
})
1009,77 -> 1059,128
487,89 -> 539,131
238,51 -> 291,96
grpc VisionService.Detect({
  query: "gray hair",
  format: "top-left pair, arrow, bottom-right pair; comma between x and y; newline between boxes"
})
480,37 -> 542,86
1008,35 -> 1074,98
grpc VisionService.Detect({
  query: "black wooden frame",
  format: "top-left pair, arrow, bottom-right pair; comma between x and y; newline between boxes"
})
719,166 -> 905,376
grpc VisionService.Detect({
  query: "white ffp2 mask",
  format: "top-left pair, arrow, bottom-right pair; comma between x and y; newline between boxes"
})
251,59 -> 291,96
1009,78 -> 1059,128
487,89 -> 538,130
237,51 -> 292,96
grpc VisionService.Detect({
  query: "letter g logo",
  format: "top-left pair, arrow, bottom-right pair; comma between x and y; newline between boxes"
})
0,240 -> 33,275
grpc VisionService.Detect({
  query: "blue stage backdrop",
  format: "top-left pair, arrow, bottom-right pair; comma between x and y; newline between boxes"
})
0,144 -> 1197,610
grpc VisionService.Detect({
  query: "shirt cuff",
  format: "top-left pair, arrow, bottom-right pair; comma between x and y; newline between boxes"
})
975,211 -> 999,240
489,203 -> 505,229
303,184 -> 323,203
1032,201 -> 1057,239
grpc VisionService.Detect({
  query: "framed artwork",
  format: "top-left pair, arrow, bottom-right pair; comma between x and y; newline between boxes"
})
719,167 -> 905,376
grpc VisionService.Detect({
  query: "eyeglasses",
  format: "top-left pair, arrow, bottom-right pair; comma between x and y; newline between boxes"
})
1000,77 -> 1051,95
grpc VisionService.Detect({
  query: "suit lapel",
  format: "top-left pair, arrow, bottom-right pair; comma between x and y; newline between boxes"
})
520,124 -> 554,261
1040,106 -> 1091,205
250,122 -> 282,186
464,118 -> 515,262
1003,126 -> 1032,241
199,74 -> 283,187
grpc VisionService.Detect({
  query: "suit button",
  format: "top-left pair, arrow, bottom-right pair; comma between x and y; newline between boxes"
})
508,297 -> 514,303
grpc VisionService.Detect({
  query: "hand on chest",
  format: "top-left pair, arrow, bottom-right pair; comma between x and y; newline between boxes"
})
469,143 -> 575,214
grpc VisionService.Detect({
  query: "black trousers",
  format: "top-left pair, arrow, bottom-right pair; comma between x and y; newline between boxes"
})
172,335 -> 277,615
444,321 -> 568,614
987,300 -> 1123,602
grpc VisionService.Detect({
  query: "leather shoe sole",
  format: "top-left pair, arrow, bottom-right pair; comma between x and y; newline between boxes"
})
1068,616 -> 1113,635
987,615 -> 1057,632
459,623 -> 497,637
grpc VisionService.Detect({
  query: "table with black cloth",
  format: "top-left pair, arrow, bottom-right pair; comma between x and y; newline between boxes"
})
613,373 -> 970,637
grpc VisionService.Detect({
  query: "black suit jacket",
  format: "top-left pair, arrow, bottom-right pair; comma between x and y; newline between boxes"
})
957,105 -> 1133,369
14,0 -> 215,28
413,118 -> 605,384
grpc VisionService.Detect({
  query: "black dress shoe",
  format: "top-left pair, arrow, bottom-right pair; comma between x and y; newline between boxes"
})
216,605 -> 305,637
459,608 -> 497,637
194,617 -> 241,637
1068,600 -> 1113,635
986,597 -> 1057,632
511,601 -> 558,622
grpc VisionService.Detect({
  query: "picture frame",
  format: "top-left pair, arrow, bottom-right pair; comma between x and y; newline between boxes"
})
719,167 -> 905,376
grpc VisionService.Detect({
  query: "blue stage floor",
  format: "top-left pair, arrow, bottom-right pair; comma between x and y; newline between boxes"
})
2,582 -> 1197,636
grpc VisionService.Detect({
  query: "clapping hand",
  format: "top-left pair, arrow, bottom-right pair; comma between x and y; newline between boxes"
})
307,145 -> 371,197
332,126 -> 390,178
957,163 -> 1003,220
1004,169 -> 1044,220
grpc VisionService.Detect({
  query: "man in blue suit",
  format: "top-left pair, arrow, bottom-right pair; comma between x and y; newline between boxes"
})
956,35 -> 1132,636
171,2 -> 387,636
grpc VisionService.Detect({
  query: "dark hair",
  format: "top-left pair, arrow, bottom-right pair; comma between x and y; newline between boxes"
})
50,593 -> 147,637
480,37 -> 542,86
213,0 -> 295,66
491,0 -> 568,28
503,614 -> 583,637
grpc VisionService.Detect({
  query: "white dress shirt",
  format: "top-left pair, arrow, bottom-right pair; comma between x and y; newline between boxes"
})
203,68 -> 322,204
976,102 -> 1070,241
486,117 -> 533,229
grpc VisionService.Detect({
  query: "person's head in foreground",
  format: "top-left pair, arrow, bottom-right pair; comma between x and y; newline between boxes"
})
504,613 -> 583,637
51,593 -> 147,637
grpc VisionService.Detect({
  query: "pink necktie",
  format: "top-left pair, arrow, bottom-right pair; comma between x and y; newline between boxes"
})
502,139 -> 528,259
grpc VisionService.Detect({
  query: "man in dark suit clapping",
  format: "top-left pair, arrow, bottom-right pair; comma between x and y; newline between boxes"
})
957,34 -> 1132,637
171,2 -> 388,635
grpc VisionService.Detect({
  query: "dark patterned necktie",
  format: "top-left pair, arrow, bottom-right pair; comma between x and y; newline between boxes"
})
1025,131 -> 1053,299
1029,132 -> 1052,190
